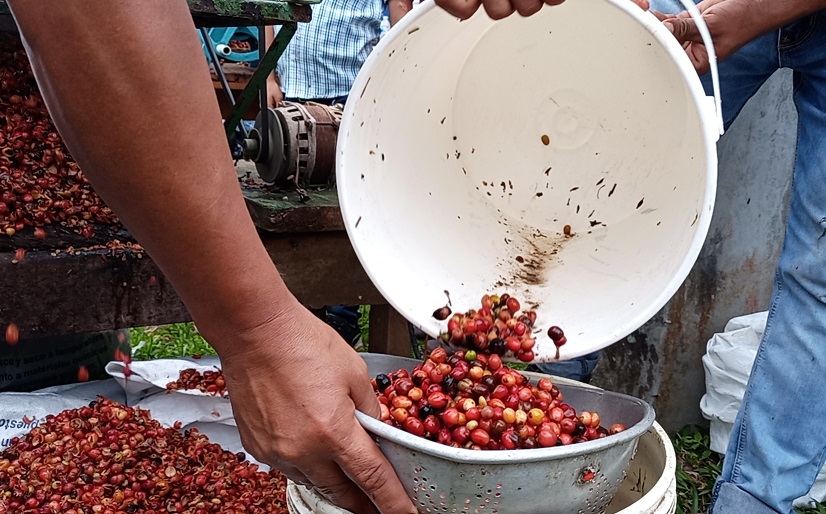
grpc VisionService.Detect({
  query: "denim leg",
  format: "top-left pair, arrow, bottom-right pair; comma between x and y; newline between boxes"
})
532,352 -> 601,382
698,36 -> 779,129
712,17 -> 826,513
648,0 -> 779,129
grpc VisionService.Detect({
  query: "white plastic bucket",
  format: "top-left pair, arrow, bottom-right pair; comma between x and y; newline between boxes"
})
286,421 -> 677,514
337,0 -> 722,360
608,422 -> 677,514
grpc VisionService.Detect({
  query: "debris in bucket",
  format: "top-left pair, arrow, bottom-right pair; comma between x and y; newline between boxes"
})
435,293 -> 547,363
0,397 -> 288,513
373,346 -> 625,450
166,368 -> 228,397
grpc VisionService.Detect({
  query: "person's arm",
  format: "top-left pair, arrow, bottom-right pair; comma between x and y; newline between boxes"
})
388,0 -> 414,25
263,26 -> 284,107
656,0 -> 826,74
7,2 -> 414,513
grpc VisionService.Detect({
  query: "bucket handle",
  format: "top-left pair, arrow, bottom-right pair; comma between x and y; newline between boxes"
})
673,0 -> 724,135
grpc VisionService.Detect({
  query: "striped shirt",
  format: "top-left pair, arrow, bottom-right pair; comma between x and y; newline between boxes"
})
276,0 -> 386,100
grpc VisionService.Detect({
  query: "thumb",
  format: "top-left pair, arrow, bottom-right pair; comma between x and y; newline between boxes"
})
664,17 -> 702,43
350,362 -> 382,419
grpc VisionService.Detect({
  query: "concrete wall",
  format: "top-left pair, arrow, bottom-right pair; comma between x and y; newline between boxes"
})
592,70 -> 797,433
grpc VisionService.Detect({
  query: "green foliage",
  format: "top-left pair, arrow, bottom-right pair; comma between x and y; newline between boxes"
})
673,426 -> 721,514
130,323 -> 216,361
672,425 -> 825,514
357,305 -> 370,351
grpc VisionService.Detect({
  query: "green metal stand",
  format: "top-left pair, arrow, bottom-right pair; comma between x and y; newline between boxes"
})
223,23 -> 297,139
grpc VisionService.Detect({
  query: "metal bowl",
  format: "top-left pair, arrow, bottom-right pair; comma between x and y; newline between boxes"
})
356,353 -> 656,514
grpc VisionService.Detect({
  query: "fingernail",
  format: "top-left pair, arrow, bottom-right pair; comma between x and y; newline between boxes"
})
665,21 -> 674,33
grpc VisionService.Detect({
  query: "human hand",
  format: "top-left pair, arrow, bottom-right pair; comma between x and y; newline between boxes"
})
219,302 -> 416,514
435,0 -> 649,21
651,0 -> 826,75
266,76 -> 284,108
651,0 -> 748,75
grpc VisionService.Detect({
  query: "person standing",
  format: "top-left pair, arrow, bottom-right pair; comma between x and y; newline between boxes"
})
265,0 -> 413,107
650,1 -> 826,512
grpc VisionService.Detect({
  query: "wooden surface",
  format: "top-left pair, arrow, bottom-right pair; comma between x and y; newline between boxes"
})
368,305 -> 415,357
211,63 -> 254,86
187,0 -> 313,27
245,188 -> 344,233
0,247 -> 189,339
0,1 -> 313,28
0,182 -> 413,356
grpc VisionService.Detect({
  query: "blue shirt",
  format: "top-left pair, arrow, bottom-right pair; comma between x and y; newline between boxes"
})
276,0 -> 386,100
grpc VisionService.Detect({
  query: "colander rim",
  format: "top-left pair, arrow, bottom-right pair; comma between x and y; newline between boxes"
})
356,381 -> 655,464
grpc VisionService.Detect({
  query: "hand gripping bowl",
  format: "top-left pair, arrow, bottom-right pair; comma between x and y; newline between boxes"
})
336,0 -> 723,362
353,354 -> 656,514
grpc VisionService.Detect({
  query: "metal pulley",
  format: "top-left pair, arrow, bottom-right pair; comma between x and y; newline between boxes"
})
243,101 -> 342,186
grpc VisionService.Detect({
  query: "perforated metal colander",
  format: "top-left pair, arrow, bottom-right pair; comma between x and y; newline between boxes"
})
353,353 -> 655,514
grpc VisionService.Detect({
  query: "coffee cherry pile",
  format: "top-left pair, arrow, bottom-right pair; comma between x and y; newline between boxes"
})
166,368 -> 228,397
0,36 -> 120,238
0,398 -> 287,513
433,294 -> 549,362
373,347 -> 626,450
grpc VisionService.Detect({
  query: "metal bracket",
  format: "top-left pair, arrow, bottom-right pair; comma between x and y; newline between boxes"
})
223,22 -> 296,140
257,26 -> 269,166
200,26 -> 249,150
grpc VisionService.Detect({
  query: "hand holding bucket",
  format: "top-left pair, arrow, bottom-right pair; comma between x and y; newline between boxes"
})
337,0 -> 723,362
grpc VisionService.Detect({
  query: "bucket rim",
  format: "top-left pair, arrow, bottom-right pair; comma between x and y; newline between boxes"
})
355,354 -> 656,464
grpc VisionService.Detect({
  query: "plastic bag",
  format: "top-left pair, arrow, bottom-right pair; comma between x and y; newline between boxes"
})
0,379 -> 126,448
105,356 -> 234,428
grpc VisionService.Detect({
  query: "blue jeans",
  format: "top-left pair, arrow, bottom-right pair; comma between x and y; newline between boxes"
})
651,3 -> 826,512
531,352 -> 601,383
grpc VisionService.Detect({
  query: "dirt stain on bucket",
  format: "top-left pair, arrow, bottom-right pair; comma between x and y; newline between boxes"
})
500,225 -> 572,295
514,235 -> 560,286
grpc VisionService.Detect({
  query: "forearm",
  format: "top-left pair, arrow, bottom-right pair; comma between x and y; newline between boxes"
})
389,0 -> 414,25
736,0 -> 826,44
8,0 -> 296,351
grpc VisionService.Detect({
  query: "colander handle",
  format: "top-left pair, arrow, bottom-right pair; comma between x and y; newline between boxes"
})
673,0 -> 724,135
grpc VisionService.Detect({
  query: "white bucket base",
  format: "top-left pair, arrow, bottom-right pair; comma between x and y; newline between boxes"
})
287,421 -> 676,514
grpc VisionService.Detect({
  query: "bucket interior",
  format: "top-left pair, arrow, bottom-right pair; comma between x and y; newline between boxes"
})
338,0 -> 715,360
